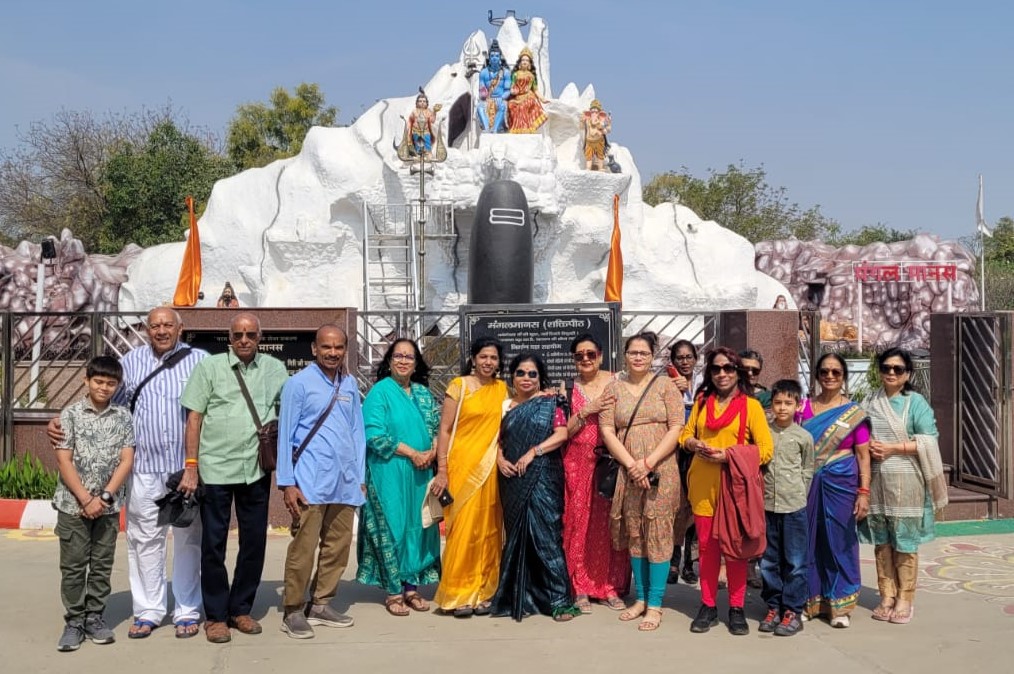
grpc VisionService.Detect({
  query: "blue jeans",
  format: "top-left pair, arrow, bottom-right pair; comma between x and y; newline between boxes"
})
761,508 -> 809,613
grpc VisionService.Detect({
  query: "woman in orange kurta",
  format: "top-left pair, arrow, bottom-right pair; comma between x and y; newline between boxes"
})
431,337 -> 508,616
679,346 -> 773,636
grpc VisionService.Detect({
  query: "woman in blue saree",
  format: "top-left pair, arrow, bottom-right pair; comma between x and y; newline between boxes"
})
491,352 -> 580,622
798,353 -> 871,628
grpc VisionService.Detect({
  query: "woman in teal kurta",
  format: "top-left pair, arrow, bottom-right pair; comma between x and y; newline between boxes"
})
357,339 -> 442,616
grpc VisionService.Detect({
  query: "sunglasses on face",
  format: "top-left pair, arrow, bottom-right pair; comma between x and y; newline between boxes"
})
231,331 -> 259,341
819,367 -> 843,378
573,350 -> 599,362
514,369 -> 539,379
743,366 -> 761,376
879,364 -> 909,376
709,363 -> 738,375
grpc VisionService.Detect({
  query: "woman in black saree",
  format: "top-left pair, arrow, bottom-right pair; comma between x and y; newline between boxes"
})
491,352 -> 581,622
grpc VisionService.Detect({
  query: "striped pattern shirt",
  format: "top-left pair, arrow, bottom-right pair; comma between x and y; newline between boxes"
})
112,342 -> 208,474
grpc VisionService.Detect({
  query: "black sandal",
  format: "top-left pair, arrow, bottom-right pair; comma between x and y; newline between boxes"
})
452,605 -> 474,618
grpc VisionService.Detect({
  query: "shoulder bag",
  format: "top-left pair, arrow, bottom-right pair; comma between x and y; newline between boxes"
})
595,373 -> 661,499
233,364 -> 279,472
130,347 -> 192,413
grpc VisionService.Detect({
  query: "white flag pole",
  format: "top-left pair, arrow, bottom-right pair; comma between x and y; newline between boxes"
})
977,174 -> 987,310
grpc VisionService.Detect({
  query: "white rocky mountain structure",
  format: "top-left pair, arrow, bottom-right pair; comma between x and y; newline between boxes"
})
118,16 -> 791,316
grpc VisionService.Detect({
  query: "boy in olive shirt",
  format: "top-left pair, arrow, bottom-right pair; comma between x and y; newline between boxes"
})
53,356 -> 135,652
759,379 -> 814,637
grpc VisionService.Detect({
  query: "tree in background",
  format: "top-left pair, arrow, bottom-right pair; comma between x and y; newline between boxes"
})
226,83 -> 337,171
642,163 -> 841,243
831,223 -> 916,246
0,109 -> 121,248
0,106 -> 232,253
100,119 -> 233,252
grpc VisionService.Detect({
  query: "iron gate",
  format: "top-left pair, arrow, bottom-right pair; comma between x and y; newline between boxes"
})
954,313 -> 1013,498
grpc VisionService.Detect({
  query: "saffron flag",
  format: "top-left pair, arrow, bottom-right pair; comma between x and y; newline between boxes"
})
976,174 -> 993,238
604,194 -> 623,303
173,196 -> 202,306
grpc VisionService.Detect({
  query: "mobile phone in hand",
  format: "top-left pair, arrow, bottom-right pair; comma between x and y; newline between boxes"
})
667,365 -> 679,378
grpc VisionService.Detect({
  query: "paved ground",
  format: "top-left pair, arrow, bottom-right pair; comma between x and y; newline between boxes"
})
2,527 -> 1013,673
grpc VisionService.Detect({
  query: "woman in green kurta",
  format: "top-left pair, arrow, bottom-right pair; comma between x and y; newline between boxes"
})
357,339 -> 442,616
859,348 -> 947,625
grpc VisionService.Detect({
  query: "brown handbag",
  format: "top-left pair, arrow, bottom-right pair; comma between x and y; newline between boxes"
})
232,364 -> 279,472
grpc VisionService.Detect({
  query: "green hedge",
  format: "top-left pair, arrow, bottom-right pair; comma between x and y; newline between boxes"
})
0,454 -> 59,500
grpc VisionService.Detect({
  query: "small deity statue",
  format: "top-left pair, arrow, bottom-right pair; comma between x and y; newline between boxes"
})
476,40 -> 511,133
582,99 -> 612,171
397,88 -> 446,163
216,281 -> 240,308
507,47 -> 547,134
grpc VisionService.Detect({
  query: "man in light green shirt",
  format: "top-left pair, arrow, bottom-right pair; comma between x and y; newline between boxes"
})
179,313 -> 288,644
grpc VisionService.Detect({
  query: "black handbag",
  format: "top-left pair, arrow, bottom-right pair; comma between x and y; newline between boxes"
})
595,374 -> 661,499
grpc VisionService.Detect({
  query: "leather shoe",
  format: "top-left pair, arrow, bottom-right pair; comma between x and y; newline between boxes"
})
205,621 -> 231,643
228,615 -> 263,635
728,607 -> 749,636
689,604 -> 718,633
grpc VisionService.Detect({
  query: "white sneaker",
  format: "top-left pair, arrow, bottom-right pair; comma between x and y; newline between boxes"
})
830,615 -> 850,628
800,612 -> 811,622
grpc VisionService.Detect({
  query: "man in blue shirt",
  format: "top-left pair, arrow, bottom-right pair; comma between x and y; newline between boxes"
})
276,324 -> 365,639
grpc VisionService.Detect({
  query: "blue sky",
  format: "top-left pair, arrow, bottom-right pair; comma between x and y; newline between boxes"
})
2,0 -> 1010,240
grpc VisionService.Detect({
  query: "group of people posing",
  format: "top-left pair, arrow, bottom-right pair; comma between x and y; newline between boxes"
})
47,309 -> 947,652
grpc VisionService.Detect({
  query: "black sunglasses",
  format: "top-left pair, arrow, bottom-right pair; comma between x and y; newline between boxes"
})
231,331 -> 259,341
709,363 -> 738,375
514,369 -> 539,379
879,364 -> 909,376
573,350 -> 599,362
743,366 -> 761,376
818,367 -> 844,377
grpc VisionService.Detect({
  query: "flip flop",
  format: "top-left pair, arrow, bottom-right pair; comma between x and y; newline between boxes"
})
174,619 -> 200,639
574,596 -> 593,614
871,602 -> 895,622
889,605 -> 914,624
385,595 -> 410,617
602,595 -> 626,611
128,618 -> 158,639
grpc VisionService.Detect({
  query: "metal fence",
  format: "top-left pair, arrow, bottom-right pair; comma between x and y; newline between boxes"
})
1,308 -> 810,462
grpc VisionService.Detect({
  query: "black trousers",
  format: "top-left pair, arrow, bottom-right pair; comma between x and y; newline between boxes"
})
200,475 -> 271,622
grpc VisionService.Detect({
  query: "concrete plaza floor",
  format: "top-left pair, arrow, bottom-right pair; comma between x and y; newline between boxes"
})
2,525 -> 1013,674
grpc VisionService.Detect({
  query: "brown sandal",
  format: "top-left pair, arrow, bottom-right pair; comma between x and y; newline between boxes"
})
872,600 -> 896,622
404,591 -> 430,612
385,595 -> 410,616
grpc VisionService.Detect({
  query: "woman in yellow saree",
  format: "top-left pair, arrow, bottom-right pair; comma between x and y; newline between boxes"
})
431,336 -> 508,616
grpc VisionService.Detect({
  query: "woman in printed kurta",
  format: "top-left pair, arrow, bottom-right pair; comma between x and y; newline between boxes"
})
430,337 -> 509,616
859,348 -> 947,625
679,346 -> 773,636
562,334 -> 629,613
599,332 -> 683,632
357,339 -> 442,616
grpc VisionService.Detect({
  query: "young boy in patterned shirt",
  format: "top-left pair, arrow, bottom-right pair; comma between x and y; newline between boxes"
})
53,355 -> 135,652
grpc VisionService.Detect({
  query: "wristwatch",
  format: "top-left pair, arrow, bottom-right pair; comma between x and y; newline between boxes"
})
535,445 -> 544,457
99,491 -> 115,506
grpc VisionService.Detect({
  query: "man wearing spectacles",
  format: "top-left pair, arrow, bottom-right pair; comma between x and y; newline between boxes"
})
739,350 -> 771,410
179,313 -> 289,643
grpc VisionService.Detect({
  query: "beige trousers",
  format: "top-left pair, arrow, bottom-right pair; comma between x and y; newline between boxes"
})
282,504 -> 356,612
874,544 -> 919,602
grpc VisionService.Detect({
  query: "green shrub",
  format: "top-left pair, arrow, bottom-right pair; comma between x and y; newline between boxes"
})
0,454 -> 59,500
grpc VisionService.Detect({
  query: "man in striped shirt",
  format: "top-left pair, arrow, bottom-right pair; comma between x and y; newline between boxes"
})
53,308 -> 209,638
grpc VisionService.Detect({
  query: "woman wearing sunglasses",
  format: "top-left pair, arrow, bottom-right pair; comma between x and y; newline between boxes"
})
859,348 -> 947,625
490,352 -> 580,622
679,347 -> 773,636
796,353 -> 871,628
431,336 -> 509,617
561,334 -> 630,614
599,332 -> 683,632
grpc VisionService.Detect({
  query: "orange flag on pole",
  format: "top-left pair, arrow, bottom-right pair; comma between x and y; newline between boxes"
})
173,196 -> 202,306
604,194 -> 623,304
